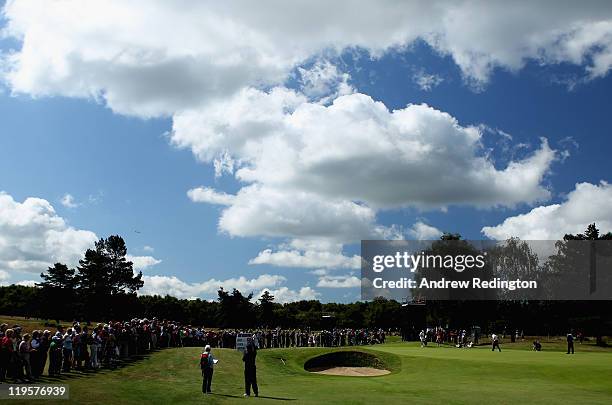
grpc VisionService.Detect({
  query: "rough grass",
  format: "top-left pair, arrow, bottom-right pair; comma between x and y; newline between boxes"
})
0,315 -> 70,333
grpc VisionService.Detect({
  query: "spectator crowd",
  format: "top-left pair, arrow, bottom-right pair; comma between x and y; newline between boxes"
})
0,319 -> 386,383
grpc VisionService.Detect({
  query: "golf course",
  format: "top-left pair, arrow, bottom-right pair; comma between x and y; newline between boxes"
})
31,338 -> 612,405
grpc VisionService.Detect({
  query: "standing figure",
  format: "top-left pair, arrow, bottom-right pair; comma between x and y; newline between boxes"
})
491,333 -> 501,352
200,345 -> 215,394
242,343 -> 258,397
567,332 -> 575,354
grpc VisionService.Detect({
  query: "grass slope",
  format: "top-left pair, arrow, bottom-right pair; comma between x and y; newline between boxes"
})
25,340 -> 612,405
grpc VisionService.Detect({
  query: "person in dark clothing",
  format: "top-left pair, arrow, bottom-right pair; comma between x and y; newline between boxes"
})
532,340 -> 542,351
29,331 -> 40,378
38,331 -> 51,377
567,332 -> 575,354
242,343 -> 258,397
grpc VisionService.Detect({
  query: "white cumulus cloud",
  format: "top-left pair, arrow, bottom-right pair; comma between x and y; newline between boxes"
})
142,272 -> 319,303
127,255 -> 162,271
179,91 -> 556,212
297,59 -> 354,103
249,248 -> 360,270
257,286 -> 320,303
482,181 -> 612,240
4,1 -> 612,117
408,221 -> 443,240
0,191 -> 98,274
187,187 -> 236,206
316,274 -> 361,288
182,89 -> 557,268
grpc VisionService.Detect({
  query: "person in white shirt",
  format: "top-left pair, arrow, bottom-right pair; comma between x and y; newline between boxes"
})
491,333 -> 501,352
201,345 -> 215,394
419,330 -> 426,347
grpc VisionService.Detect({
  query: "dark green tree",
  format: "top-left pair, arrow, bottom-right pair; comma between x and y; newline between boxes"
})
564,223 -> 612,241
258,290 -> 276,327
37,263 -> 76,322
560,224 -> 612,345
217,288 -> 255,328
38,263 -> 76,289
76,235 -> 144,319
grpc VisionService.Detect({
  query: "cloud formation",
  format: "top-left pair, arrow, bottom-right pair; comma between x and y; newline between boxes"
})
182,89 -> 557,269
249,248 -> 360,270
178,91 -> 556,211
316,274 -> 361,288
482,181 -> 612,240
0,191 -> 162,284
4,1 -> 612,116
127,255 -> 162,271
60,193 -> 79,208
407,221 -> 443,240
4,0 -> 602,274
187,187 -> 235,206
183,90 -> 557,254
140,273 -> 316,302
258,286 -> 320,303
0,191 -> 97,274
413,70 -> 443,91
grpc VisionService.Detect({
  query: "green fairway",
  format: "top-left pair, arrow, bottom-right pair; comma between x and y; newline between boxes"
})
30,340 -> 612,405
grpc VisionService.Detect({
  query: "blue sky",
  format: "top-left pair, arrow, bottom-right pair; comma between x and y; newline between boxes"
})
1,1 -> 611,302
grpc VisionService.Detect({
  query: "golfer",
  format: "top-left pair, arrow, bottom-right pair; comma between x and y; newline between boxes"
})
243,342 -> 258,397
566,332 -> 575,354
419,330 -> 426,347
200,345 -> 215,394
491,333 -> 501,352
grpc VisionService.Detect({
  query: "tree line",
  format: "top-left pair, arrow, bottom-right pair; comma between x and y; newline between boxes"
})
0,226 -> 609,340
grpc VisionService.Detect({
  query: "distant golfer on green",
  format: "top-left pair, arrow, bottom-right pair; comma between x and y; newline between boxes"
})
566,332 -> 575,354
491,333 -> 501,352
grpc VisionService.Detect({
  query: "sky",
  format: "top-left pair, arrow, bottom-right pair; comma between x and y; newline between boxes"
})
1,0 -> 611,303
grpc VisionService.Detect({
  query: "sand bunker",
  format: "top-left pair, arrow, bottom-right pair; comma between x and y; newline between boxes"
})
304,351 -> 390,377
311,366 -> 390,376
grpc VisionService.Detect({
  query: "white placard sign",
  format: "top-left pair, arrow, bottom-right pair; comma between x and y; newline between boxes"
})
236,333 -> 252,352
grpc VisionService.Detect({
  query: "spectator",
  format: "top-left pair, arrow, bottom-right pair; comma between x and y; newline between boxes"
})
38,330 -> 51,377
18,333 -> 33,382
30,330 -> 41,378
0,328 -> 14,381
62,329 -> 73,372
48,334 -> 62,376
200,344 -> 215,394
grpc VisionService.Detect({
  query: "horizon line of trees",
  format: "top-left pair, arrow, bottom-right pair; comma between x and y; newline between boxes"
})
1,284 -> 610,338
0,225 -> 609,339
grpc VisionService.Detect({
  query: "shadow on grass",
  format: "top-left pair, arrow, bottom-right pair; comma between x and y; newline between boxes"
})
33,351 -> 156,384
257,395 -> 297,401
210,393 -> 297,401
